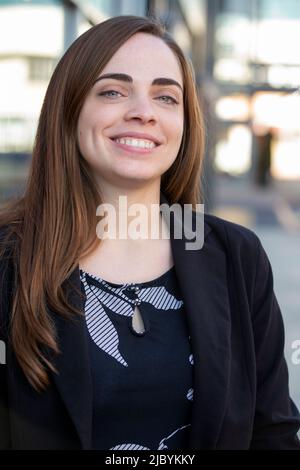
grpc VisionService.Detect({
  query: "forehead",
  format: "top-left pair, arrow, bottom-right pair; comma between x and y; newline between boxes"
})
99,32 -> 183,85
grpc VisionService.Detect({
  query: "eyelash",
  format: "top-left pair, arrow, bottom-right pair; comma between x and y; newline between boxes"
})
98,90 -> 179,105
157,95 -> 179,105
98,90 -> 123,98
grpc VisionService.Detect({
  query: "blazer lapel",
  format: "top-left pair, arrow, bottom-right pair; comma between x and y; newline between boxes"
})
49,268 -> 93,449
171,217 -> 231,449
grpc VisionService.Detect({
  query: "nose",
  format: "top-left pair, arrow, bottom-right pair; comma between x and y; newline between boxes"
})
124,95 -> 157,124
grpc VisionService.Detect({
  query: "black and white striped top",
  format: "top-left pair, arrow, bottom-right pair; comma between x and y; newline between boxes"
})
79,265 -> 194,450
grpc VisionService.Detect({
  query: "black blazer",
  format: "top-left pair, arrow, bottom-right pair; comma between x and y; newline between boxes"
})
1,209 -> 300,450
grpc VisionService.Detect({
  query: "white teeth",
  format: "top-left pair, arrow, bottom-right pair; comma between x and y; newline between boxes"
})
114,138 -> 156,149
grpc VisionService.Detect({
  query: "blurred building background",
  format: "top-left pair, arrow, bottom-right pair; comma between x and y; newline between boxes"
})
1,0 -> 300,408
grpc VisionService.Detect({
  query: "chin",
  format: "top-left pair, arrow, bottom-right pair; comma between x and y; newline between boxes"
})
109,170 -> 160,187
113,166 -> 163,180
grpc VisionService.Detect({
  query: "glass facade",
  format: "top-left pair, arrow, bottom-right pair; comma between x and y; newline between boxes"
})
211,0 -> 300,181
1,0 -> 300,206
0,0 -> 65,203
71,0 -> 118,19
75,0 -> 113,14
0,0 -> 148,204
149,0 -> 206,67
0,0 -> 60,4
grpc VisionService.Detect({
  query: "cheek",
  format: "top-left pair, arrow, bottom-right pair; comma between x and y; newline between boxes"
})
77,110 -> 90,147
170,117 -> 184,147
77,112 -> 101,153
170,106 -> 184,133
78,107 -> 117,141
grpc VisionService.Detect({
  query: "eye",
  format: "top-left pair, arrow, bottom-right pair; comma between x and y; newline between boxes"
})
98,90 -> 123,99
156,95 -> 179,105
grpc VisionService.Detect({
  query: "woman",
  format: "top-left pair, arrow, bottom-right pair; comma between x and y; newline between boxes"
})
0,15 -> 299,450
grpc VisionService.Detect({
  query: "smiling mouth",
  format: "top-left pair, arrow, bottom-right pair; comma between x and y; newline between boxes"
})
111,137 -> 159,150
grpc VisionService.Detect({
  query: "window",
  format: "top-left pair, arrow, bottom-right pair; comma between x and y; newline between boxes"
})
28,56 -> 56,81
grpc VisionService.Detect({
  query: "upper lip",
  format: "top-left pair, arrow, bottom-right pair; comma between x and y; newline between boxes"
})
110,132 -> 162,145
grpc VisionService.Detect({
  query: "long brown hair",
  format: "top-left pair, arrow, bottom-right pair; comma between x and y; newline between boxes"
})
0,15 -> 205,391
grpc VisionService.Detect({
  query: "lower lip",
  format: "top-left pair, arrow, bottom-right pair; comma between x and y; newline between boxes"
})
110,139 -> 159,155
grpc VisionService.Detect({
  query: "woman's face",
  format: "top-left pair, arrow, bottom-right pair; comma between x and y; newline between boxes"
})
77,32 -> 184,190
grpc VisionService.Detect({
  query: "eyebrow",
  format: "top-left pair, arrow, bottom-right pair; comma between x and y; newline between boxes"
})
94,73 -> 183,92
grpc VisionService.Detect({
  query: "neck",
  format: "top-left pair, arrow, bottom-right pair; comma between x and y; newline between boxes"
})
97,179 -> 161,207
94,179 -> 169,245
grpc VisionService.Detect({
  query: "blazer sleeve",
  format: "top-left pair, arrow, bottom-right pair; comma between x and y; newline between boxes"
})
250,236 -> 300,449
0,242 -> 12,449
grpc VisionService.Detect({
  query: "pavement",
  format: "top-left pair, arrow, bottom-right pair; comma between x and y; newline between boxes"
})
212,175 -> 300,409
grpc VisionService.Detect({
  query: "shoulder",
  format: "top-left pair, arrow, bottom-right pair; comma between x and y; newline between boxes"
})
203,215 -> 278,327
0,225 -> 16,337
204,212 -> 261,253
0,224 -> 17,263
0,224 -> 17,293
202,213 -> 268,283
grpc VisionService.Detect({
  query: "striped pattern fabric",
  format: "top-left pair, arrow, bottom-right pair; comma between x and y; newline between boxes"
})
79,267 -> 194,451
80,270 -> 183,366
